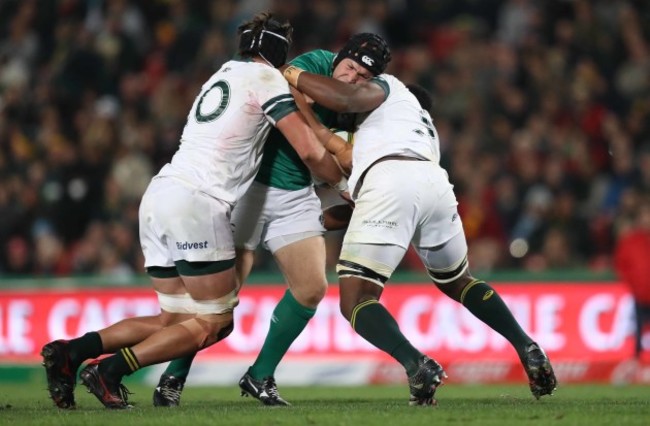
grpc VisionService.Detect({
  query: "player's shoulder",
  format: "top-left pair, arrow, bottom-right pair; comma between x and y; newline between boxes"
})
373,73 -> 401,87
290,50 -> 336,74
217,59 -> 281,75
222,60 -> 286,86
372,73 -> 410,97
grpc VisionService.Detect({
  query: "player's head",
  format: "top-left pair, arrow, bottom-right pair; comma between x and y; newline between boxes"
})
332,33 -> 391,84
237,12 -> 293,68
406,84 -> 433,113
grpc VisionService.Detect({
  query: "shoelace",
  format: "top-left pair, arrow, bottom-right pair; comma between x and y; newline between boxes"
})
262,377 -> 281,399
160,384 -> 182,402
117,384 -> 133,405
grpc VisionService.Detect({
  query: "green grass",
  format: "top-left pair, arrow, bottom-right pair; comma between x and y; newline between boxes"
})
1,381 -> 649,426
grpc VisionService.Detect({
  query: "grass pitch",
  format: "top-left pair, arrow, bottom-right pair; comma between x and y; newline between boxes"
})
1,380 -> 649,426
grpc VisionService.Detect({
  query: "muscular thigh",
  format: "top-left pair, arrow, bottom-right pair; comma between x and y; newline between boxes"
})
273,236 -> 328,307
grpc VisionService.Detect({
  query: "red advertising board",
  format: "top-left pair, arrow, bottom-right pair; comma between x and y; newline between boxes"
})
0,283 -> 644,383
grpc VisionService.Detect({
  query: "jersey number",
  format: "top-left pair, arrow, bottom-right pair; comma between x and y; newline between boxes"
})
195,80 -> 231,123
420,111 -> 436,141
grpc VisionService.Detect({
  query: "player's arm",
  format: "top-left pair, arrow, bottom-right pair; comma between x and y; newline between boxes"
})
283,65 -> 386,113
290,87 -> 352,174
275,111 -> 349,194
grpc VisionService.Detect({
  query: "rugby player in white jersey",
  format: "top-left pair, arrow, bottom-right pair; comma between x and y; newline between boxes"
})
40,12 -> 348,410
284,68 -> 558,405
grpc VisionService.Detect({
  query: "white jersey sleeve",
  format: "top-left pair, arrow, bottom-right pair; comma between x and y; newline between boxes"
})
156,60 -> 297,204
348,74 -> 441,196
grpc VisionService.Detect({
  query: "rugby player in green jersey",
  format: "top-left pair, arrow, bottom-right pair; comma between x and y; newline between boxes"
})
152,33 -> 391,407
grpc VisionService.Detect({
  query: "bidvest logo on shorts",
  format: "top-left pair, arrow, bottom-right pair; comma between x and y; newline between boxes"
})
176,240 -> 209,250
362,219 -> 398,229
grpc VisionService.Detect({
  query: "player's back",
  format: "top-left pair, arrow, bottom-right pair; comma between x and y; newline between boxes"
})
349,74 -> 441,192
157,60 -> 295,204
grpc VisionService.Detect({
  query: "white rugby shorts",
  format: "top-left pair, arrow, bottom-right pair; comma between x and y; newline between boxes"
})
343,160 -> 464,250
139,176 -> 236,268
232,181 -> 325,253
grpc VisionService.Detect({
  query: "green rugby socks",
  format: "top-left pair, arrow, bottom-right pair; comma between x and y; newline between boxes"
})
249,289 -> 316,379
162,354 -> 196,380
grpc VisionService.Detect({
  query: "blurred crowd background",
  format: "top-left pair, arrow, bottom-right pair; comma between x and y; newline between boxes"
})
1,0 -> 649,279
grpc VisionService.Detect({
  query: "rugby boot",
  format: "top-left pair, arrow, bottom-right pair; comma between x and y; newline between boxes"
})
239,369 -> 291,406
408,355 -> 447,406
41,340 -> 77,409
153,374 -> 185,407
80,360 -> 132,409
521,342 -> 557,399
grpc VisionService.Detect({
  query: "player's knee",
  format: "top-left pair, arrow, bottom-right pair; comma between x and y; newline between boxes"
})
426,255 -> 470,301
216,319 -> 234,341
337,258 -> 386,321
436,272 -> 474,302
339,298 -> 354,321
292,281 -> 327,308
192,313 -> 235,349
178,289 -> 239,349
340,295 -> 379,323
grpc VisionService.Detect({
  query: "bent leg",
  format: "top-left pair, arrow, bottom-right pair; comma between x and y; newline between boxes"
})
274,235 -> 327,308
417,234 -> 534,357
99,262 -> 238,385
337,243 -> 446,405
338,243 -> 424,376
66,275 -> 188,367
131,266 -> 237,367
158,248 -> 253,391
249,236 -> 326,379
157,249 -> 255,396
418,236 -> 556,398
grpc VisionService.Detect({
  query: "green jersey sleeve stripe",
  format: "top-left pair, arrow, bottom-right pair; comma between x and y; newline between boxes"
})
370,76 -> 390,100
262,94 -> 294,111
262,94 -> 297,125
266,99 -> 298,124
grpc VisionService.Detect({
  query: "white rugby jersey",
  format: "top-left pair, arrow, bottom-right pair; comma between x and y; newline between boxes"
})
156,60 -> 297,204
348,74 -> 440,196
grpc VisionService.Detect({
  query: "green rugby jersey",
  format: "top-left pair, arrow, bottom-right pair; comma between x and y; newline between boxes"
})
255,50 -> 339,190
